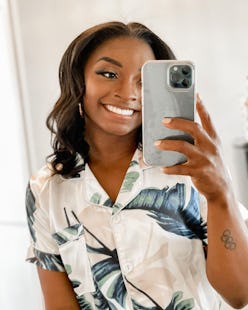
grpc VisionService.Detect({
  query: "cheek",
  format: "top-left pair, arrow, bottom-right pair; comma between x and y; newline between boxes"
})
84,82 -> 108,103
83,85 -> 99,109
83,90 -> 94,105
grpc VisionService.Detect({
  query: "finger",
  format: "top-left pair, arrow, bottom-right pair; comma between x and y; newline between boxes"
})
162,162 -> 193,176
162,117 -> 208,146
196,96 -> 219,141
163,117 -> 197,136
155,139 -> 206,171
154,139 -> 194,159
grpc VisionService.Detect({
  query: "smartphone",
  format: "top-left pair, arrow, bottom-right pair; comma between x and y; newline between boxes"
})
141,60 -> 196,166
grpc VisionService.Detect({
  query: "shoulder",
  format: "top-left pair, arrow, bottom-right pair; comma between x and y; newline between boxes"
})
28,164 -> 86,210
29,164 -> 55,199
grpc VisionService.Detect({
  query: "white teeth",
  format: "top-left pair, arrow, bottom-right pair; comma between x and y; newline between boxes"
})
105,105 -> 134,116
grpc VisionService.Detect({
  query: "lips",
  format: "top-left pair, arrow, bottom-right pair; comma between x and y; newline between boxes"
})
105,104 -> 135,116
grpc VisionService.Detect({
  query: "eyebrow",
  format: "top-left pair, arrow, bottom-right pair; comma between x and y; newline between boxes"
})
96,56 -> 122,68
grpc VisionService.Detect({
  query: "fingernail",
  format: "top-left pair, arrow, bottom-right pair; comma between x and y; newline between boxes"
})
163,118 -> 171,124
196,93 -> 202,103
154,141 -> 161,146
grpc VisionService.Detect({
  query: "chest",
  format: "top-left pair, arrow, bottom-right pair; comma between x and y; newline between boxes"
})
89,164 -> 129,203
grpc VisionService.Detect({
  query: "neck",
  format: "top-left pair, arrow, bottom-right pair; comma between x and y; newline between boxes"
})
85,131 -> 138,165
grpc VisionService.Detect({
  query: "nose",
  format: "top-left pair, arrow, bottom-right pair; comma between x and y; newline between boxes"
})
114,78 -> 139,102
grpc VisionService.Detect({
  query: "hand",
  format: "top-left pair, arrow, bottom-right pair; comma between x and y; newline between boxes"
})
155,95 -> 233,203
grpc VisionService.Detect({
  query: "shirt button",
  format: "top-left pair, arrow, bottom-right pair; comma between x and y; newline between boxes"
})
68,235 -> 75,241
123,262 -> 133,274
112,214 -> 121,224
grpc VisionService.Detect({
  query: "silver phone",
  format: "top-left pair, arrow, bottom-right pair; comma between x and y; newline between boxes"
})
141,60 -> 196,166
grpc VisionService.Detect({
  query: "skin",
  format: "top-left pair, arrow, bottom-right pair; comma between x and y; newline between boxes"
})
156,98 -> 248,308
38,37 -> 248,309
82,37 -> 155,202
37,267 -> 80,310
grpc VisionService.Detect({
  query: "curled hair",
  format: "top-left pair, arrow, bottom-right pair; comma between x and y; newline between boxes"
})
46,21 -> 176,177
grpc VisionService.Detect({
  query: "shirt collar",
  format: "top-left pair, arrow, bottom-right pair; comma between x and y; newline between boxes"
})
83,149 -> 148,214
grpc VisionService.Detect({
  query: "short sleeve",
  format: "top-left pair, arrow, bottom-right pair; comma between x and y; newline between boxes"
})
25,167 -> 65,272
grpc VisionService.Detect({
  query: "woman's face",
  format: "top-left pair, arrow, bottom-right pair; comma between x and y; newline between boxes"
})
83,36 -> 155,140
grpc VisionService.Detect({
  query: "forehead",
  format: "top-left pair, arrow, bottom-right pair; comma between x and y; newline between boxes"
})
86,36 -> 155,65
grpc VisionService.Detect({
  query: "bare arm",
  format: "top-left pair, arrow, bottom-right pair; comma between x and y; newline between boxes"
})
206,194 -> 248,309
155,97 -> 248,308
37,267 -> 80,310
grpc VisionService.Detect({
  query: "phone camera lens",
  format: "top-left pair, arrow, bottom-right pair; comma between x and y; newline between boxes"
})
181,66 -> 191,76
181,79 -> 190,88
171,72 -> 181,83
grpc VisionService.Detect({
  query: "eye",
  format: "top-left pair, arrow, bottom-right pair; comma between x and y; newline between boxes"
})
96,70 -> 117,79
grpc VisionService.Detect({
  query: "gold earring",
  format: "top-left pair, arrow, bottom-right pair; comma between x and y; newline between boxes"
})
78,103 -> 84,118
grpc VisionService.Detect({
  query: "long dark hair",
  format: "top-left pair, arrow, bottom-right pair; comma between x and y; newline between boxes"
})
46,21 -> 176,178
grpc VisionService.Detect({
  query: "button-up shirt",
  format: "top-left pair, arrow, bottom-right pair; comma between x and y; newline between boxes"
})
26,149 -> 247,309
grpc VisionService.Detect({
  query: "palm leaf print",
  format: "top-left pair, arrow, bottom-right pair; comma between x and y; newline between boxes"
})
90,251 -> 126,306
129,160 -> 139,167
132,301 -> 158,310
25,183 -> 37,242
64,266 -> 95,310
103,198 -> 113,207
52,223 -> 83,246
90,192 -> 102,204
92,282 -> 111,310
65,264 -> 72,274
121,171 -> 140,192
77,294 -> 94,310
32,248 -> 64,271
125,184 -> 207,241
165,291 -> 194,310
85,228 -> 127,308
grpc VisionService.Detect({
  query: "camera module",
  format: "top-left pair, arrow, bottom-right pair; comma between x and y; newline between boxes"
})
169,64 -> 192,89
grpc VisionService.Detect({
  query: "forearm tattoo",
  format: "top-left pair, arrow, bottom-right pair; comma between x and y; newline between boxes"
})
221,229 -> 236,250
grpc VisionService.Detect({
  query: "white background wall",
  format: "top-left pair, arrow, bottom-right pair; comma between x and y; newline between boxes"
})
0,0 -> 43,309
1,0 -> 248,309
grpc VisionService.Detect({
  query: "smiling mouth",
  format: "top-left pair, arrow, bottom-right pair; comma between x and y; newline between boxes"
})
105,104 -> 135,116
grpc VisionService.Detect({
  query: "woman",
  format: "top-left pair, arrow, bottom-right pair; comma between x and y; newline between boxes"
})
26,21 -> 248,309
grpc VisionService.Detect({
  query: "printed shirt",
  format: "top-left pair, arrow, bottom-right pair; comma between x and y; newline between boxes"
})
26,149 -> 246,309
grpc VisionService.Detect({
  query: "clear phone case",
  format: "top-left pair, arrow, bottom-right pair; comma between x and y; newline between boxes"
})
142,60 -> 196,166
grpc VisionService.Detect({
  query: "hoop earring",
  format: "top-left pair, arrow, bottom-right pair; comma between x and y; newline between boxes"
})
78,103 -> 84,118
